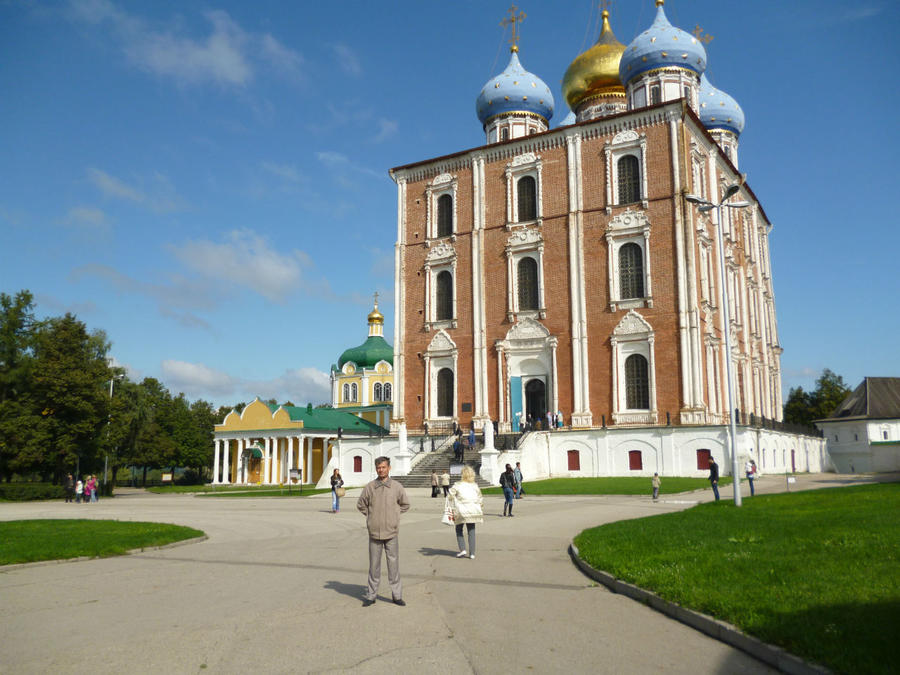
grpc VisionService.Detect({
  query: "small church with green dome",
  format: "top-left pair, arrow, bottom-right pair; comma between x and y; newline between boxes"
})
331,297 -> 394,430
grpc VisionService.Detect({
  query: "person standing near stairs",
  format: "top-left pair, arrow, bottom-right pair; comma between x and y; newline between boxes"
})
441,469 -> 451,497
431,471 -> 440,498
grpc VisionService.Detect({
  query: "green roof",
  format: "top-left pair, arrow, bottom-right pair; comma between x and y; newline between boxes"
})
337,335 -> 393,370
266,404 -> 386,434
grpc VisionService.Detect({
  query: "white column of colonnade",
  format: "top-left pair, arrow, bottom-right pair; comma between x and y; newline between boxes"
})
222,439 -> 231,484
212,439 -> 221,484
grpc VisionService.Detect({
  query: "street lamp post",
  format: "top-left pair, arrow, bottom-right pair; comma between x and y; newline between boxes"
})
105,373 -> 124,493
686,184 -> 749,506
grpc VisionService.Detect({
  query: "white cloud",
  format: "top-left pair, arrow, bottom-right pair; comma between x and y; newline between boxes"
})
160,360 -> 330,405
170,229 -> 308,302
260,161 -> 305,185
316,151 -> 384,180
331,43 -> 361,76
87,168 -> 144,203
373,118 -> 398,143
64,205 -> 110,230
86,168 -> 185,212
69,1 -> 304,89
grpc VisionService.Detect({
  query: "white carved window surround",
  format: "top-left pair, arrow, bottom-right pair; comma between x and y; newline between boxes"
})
505,152 -> 543,229
605,130 -> 648,212
611,310 -> 658,425
424,330 -> 458,423
606,209 -> 653,311
425,173 -> 458,241
505,227 -> 546,321
424,242 -> 457,331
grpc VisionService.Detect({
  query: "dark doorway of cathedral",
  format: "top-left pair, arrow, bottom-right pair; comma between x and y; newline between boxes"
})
525,378 -> 546,427
248,457 -> 261,483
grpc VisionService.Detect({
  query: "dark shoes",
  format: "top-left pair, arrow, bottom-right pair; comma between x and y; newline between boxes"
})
393,598 -> 406,606
362,598 -> 375,607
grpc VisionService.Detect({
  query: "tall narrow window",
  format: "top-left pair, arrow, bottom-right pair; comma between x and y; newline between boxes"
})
342,383 -> 350,402
384,383 -> 392,401
436,270 -> 453,321
501,128 -> 509,141
353,456 -> 362,472
436,194 -> 452,238
617,155 -> 640,204
696,448 -> 711,470
350,383 -> 358,402
517,175 -> 537,222
650,85 -> 661,105
625,354 -> 649,409
437,368 -> 454,417
517,257 -> 539,310
567,450 -> 581,471
628,450 -> 643,470
619,243 -> 644,299
373,382 -> 383,402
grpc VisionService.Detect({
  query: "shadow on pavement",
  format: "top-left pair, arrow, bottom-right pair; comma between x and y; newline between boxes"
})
324,580 -> 367,599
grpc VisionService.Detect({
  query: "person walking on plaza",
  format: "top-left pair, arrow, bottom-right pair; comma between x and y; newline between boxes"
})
500,464 -> 516,517
745,459 -> 757,497
441,469 -> 451,497
75,477 -> 84,503
357,457 -> 410,607
651,473 -> 660,501
514,462 -> 524,498
83,476 -> 93,504
64,473 -> 75,503
90,475 -> 99,502
330,468 -> 344,513
431,470 -> 440,498
448,465 -> 483,559
708,457 -> 720,501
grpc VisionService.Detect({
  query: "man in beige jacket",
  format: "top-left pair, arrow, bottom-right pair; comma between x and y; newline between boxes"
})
357,456 -> 410,606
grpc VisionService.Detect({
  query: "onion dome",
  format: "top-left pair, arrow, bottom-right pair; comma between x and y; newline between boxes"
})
337,336 -> 393,369
560,110 -> 576,126
476,47 -> 554,127
698,74 -> 745,136
619,0 -> 707,86
562,10 -> 626,110
368,304 -> 384,326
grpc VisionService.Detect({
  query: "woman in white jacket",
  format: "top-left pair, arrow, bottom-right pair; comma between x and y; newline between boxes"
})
448,465 -> 484,559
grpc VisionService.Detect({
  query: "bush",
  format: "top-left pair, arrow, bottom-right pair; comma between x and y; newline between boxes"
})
0,483 -> 67,502
176,469 -> 203,486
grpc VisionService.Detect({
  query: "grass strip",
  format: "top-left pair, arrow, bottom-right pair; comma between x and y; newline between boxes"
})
573,483 -> 899,675
146,484 -> 317,494
197,487 -> 333,498
0,519 -> 204,566
481,475 -> 730,495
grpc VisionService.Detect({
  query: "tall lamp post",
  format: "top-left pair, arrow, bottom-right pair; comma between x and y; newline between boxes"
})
686,184 -> 749,506
105,373 -> 124,492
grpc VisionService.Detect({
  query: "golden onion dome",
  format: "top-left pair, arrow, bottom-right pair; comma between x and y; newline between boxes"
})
367,303 -> 384,325
562,10 -> 626,110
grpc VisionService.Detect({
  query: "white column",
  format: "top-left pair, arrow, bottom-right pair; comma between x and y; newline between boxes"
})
423,355 -> 431,423
286,437 -> 293,482
496,344 -> 505,429
222,439 -> 230,484
550,338 -> 559,416
264,437 -> 271,484
212,439 -> 221,484
304,437 -> 311,485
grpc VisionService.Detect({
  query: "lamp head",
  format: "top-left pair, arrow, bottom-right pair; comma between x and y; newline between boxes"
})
723,183 -> 741,200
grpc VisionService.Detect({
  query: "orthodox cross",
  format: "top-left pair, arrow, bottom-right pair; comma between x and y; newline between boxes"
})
500,4 -> 526,52
373,291 -> 379,308
692,25 -> 715,45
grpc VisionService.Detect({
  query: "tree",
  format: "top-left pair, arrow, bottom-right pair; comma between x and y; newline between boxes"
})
783,369 -> 851,426
0,291 -> 37,481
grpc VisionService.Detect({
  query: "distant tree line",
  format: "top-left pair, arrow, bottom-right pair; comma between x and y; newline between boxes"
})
0,290 -> 216,487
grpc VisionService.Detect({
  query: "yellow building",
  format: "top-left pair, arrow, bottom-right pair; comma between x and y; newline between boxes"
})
330,300 -> 394,430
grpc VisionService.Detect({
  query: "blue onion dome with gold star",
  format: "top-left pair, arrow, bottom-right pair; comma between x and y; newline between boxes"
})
476,46 -> 554,128
562,10 -> 626,110
619,0 -> 707,86
698,74 -> 745,136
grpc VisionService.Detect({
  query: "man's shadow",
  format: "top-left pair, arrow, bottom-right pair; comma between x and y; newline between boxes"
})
418,547 -> 458,557
324,580 -> 368,599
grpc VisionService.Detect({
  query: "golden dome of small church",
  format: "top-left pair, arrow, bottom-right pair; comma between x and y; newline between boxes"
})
331,296 -> 394,430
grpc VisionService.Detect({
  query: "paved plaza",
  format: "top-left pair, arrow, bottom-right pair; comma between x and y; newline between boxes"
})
0,473 -> 882,674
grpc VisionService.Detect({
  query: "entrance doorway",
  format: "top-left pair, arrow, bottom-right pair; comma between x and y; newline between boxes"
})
525,378 -> 546,428
248,457 -> 261,483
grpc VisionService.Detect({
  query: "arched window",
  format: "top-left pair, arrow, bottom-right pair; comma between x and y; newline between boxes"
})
567,450 -> 581,471
617,155 -> 640,204
350,383 -> 358,402
625,354 -> 649,409
342,383 -> 350,402
619,243 -> 644,299
437,194 -> 452,238
517,257 -> 539,310
384,383 -> 392,401
437,368 -> 454,417
373,382 -> 383,402
436,270 -> 453,321
628,450 -> 643,470
517,175 -> 537,222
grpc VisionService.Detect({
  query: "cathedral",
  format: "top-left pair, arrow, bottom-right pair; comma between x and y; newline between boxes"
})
384,1 -> 826,480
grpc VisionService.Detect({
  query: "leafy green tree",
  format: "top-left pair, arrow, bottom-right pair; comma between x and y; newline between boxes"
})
0,291 -> 38,481
186,399 -> 216,476
128,378 -> 177,485
783,369 -> 852,425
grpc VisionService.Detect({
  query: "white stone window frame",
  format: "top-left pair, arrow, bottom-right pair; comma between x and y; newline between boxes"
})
611,310 -> 658,425
424,330 -> 458,423
425,173 -> 458,242
606,209 -> 653,312
423,241 -> 458,331
505,152 -> 543,229
605,130 -> 648,213
505,227 -> 546,321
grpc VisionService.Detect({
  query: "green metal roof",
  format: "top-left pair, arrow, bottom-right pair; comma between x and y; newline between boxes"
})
266,404 -> 387,434
337,335 -> 393,370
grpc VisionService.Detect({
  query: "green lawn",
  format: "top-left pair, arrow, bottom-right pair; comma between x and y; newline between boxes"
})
145,483 -> 318,494
0,519 -> 204,565
196,487 -> 333,498
573,483 -> 899,674
482,475 -> 730,495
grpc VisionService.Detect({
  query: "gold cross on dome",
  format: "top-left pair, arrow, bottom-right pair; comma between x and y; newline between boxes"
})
692,25 -> 715,45
501,4 -> 527,52
373,291 -> 379,307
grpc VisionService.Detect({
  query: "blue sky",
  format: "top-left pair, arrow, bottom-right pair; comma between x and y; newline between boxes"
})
2,0 -> 897,408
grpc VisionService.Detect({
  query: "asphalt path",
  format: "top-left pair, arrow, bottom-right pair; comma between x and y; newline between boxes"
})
0,473 -> 884,674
